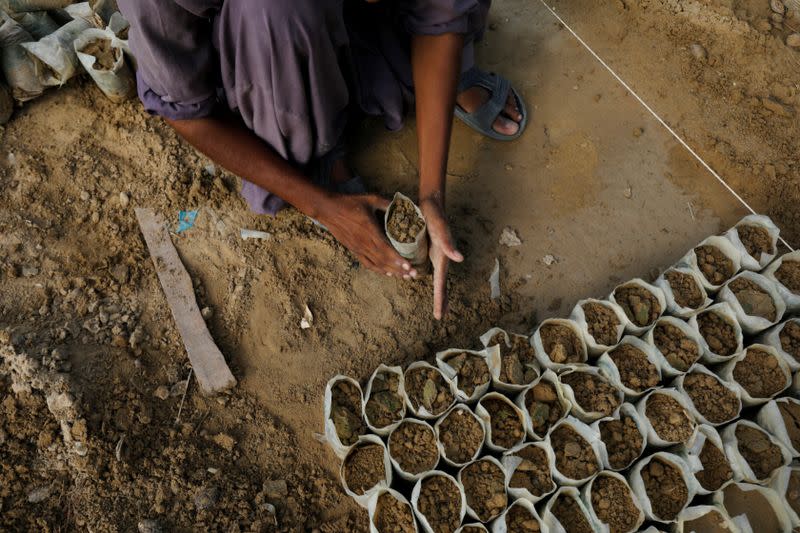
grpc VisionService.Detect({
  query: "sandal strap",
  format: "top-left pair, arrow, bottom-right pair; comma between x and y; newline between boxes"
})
457,66 -> 510,132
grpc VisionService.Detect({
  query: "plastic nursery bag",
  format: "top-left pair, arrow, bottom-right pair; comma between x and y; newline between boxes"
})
756,397 -> 800,457
0,0 -> 74,11
74,28 -> 134,102
712,482 -> 793,533
322,375 -> 366,459
635,388 -> 698,448
515,369 -> 571,440
456,456 -> 508,523
720,419 -> 792,484
609,278 -> 667,335
434,403 -> 486,468
531,318 -> 588,371
627,452 -> 700,523
673,364 -> 742,426
643,315 -> 705,378
475,392 -> 526,452
725,214 -> 780,271
542,486 -> 604,533
717,344 -> 791,407
362,364 -> 406,436
0,12 -> 42,101
681,235 -> 742,293
762,250 -> 800,313
384,192 -> 428,267
11,11 -> 59,39
411,470 -> 467,533
674,504 -> 742,533
677,424 -> 734,495
768,466 -> 800,528
436,347 -> 496,403
367,488 -> 419,533
501,441 -> 557,504
340,434 -> 393,509
479,327 -> 541,393
717,271 -> 785,335
491,498 -> 549,533
558,365 -> 623,423
546,416 -> 604,487
596,335 -> 662,398
403,361 -> 456,420
387,418 -> 440,482
654,266 -> 712,318
581,471 -> 645,533
457,525 -> 488,533
21,18 -> 92,86
569,298 -> 628,356
759,318 -> 800,372
590,402 -> 647,472
689,302 -> 744,364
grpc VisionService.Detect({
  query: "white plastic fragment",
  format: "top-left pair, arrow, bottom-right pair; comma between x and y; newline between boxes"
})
300,305 -> 313,329
489,258 -> 500,299
240,228 -> 271,241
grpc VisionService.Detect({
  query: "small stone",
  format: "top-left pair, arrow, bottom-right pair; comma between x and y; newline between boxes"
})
27,486 -> 50,503
21,265 -> 39,277
633,127 -> 644,137
153,386 -> 170,400
504,163 -> 513,171
194,485 -> 219,510
787,33 -> 800,48
119,192 -> 130,208
623,186 -> 633,199
138,519 -> 163,533
689,43 -> 707,61
80,190 -> 90,201
264,479 -> 288,500
91,211 -> 100,224
211,432 -> 235,452
499,227 -> 522,247
201,306 -> 213,319
542,254 -> 557,266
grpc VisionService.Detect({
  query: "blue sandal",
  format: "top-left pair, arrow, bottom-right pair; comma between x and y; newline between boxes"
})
455,66 -> 528,141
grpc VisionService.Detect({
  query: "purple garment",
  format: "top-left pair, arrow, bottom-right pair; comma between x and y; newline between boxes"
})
118,0 -> 490,215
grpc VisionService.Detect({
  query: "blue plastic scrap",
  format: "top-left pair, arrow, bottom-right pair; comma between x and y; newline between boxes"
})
177,210 -> 198,233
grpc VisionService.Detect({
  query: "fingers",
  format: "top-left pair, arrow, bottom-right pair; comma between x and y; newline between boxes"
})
432,255 -> 449,320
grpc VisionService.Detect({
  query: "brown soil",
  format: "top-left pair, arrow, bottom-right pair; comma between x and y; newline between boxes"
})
460,528 -> 486,533
581,302 -> 621,346
735,425 -> 783,480
787,470 -> 800,518
644,393 -> 694,443
737,224 -> 775,260
682,372 -> 739,424
696,310 -> 738,357
386,197 -> 424,244
343,444 -> 386,495
364,370 -> 404,429
590,475 -> 639,533
684,510 -> 730,533
780,321 -> 800,362
331,380 -> 366,445
550,424 -> 599,481
443,352 -> 490,397
640,458 -> 688,521
524,381 -> 564,436
492,333 -> 538,386
539,323 -> 583,364
694,245 -> 735,286
437,408 -> 484,465
728,277 -> 777,321
508,445 -> 554,497
482,397 -> 524,449
405,367 -> 453,416
695,440 -> 733,491
460,459 -> 507,522
560,371 -> 621,417
80,38 -> 120,71
778,400 -> 800,451
374,492 -> 416,533
653,322 -> 700,371
417,475 -> 462,533
388,420 -> 439,475
608,343 -> 659,392
504,503 -> 542,532
599,415 -> 643,470
664,269 -> 705,309
722,484 -> 782,533
613,284 -> 661,327
551,493 -> 593,533
775,260 -> 800,293
732,348 -> 787,399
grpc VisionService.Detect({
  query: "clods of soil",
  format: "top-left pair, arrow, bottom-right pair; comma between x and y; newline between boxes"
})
694,244 -> 735,286
343,444 -> 386,495
374,492 -> 416,533
437,408 -> 485,465
365,370 -> 404,429
732,348 -> 787,399
551,493 -> 593,533
684,510 -> 731,533
613,284 -> 661,327
728,277 -> 777,321
443,352 -> 490,397
81,38 -> 120,71
508,445 -> 554,497
550,424 -> 599,481
599,415 -> 643,470
737,224 -> 774,260
460,527 -> 486,533
387,197 -> 424,243
695,439 -> 733,491
416,475 -> 462,533
331,380 -> 366,445
492,333 -> 539,385
780,321 -> 800,362
460,459 -> 507,522
787,470 -> 800,518
524,381 -> 564,436
640,458 -> 689,521
653,321 -> 700,371
735,425 -> 783,480
644,393 -> 694,443
778,401 -> 800,451
560,371 -> 621,417
664,269 -> 705,309
482,397 -> 524,449
405,367 -> 454,416
721,484 -> 783,533
608,343 -> 659,392
775,260 -> 800,294
581,302 -> 621,346
682,372 -> 739,424
539,323 -> 583,364
504,503 -> 541,532
590,475 -> 639,533
696,309 -> 738,357
388,420 -> 439,475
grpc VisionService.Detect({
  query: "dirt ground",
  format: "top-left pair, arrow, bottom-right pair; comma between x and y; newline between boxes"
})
1,0 -> 798,531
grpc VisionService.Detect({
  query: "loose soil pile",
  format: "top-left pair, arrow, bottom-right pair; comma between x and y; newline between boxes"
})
644,393 -> 694,443
81,38 -> 120,71
332,380 -> 367,445
343,444 -> 386,495
608,343 -> 659,392
737,224 -> 774,260
550,425 -> 598,481
581,302 -> 620,346
683,510 -> 730,533
599,415 -> 643,470
664,269 -> 705,309
388,421 -> 439,475
732,348 -> 786,399
508,445 -> 554,497
405,367 -> 453,416
780,321 -> 800,362
613,285 -> 661,327
386,198 -> 424,243
778,401 -> 800,451
722,484 -> 782,533
437,408 -> 484,465
775,260 -> 800,293
551,494 -> 593,533
560,371 -> 620,417
365,370 -> 404,429
694,245 -> 734,286
590,475 -> 639,533
653,322 -> 700,371
787,470 -> 800,518
460,459 -> 507,522
416,475 -> 462,533
374,492 -> 416,533
482,397 -> 524,449
539,323 -> 583,364
492,333 -> 539,385
695,440 -> 733,492
735,425 -> 783,480
728,278 -> 777,321
682,372 -> 739,424
696,310 -> 738,356
641,458 -> 688,521
504,503 -> 541,532
444,352 -> 490,397
524,381 -> 563,436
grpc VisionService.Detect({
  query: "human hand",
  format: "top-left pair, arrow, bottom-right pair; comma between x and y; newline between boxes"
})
420,197 -> 464,320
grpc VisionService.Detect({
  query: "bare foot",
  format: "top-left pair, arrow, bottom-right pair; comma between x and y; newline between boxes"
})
456,84 -> 523,136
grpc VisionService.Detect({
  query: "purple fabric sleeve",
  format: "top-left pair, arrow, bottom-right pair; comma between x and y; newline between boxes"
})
136,71 -> 217,120
402,0 -> 483,35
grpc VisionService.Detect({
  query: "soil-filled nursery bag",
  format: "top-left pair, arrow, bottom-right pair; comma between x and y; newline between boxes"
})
725,214 -> 780,271
90,0 -> 119,25
635,388 -> 697,447
12,11 -> 59,39
501,441 -> 557,504
322,375 -> 367,459
756,397 -> 800,457
558,365 -> 622,423
436,347 -> 495,403
759,318 -> 800,372
363,364 -> 406,436
0,12 -> 42,101
674,505 -> 741,533
609,278 -> 666,335
581,471 -> 645,533
677,424 -> 734,495
644,316 -> 704,377
717,271 -> 785,335
713,482 -> 793,533
628,452 -> 699,523
515,369 -> 571,440
384,192 -> 428,268
388,418 -> 441,482
456,525 -> 488,533
546,416 -> 603,487
720,419 -> 792,484
542,486 -> 602,533
717,344 -> 791,407
682,235 -> 742,293
689,302 -> 744,364
569,298 -> 628,356
479,327 -> 541,393
531,318 -> 588,371
106,11 -> 128,39
434,404 -> 486,468
654,266 -> 712,318
762,250 -> 800,313
0,79 -> 11,124
21,18 -> 92,86
591,402 -> 647,471
367,488 -> 419,533
475,392 -> 526,452
673,364 -> 742,426
596,335 -> 662,398
768,466 -> 800,529
490,498 -> 548,533
62,2 -> 99,25
457,456 -> 508,524
74,28 -> 134,102
340,435 -> 393,508
0,0 -> 74,11
403,361 -> 456,420
411,470 -> 467,533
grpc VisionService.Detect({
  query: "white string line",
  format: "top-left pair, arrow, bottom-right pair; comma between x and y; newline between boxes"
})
537,0 -> 795,252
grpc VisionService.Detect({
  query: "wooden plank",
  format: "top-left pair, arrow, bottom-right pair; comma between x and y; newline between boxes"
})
135,208 -> 237,395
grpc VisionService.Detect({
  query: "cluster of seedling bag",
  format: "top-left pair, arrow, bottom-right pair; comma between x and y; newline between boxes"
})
323,212 -> 800,533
